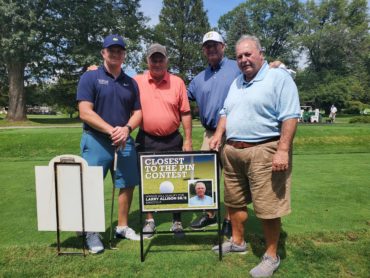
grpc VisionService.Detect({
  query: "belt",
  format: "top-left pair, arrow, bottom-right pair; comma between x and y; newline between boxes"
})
226,136 -> 280,149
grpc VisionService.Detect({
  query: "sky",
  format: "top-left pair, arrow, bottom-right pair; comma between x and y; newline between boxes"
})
140,0 -> 370,28
139,0 -> 245,27
137,0 -> 369,70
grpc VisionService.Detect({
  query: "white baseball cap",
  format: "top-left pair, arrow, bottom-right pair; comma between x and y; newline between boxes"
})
202,31 -> 224,45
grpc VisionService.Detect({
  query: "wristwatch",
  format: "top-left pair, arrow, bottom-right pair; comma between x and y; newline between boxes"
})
125,124 -> 132,133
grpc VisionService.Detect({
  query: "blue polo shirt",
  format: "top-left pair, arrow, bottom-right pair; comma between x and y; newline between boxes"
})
188,57 -> 240,130
76,65 -> 141,133
221,61 -> 300,142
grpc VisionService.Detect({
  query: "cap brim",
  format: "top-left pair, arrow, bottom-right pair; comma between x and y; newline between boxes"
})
147,51 -> 166,58
104,43 -> 126,49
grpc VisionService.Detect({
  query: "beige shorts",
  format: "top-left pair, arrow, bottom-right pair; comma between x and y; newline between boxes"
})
201,129 -> 225,151
200,129 -> 225,149
221,140 -> 292,219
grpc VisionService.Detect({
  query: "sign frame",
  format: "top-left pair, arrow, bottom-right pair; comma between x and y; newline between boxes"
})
139,151 -> 220,212
138,151 -> 222,262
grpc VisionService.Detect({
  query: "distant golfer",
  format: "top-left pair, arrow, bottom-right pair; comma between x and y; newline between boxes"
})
189,182 -> 213,206
329,104 -> 337,123
77,34 -> 142,254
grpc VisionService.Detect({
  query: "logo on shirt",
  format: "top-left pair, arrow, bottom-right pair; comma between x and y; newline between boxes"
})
98,79 -> 109,85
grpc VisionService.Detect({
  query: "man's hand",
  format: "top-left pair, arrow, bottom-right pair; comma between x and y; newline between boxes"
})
269,61 -> 282,68
209,136 -> 222,151
110,126 -> 130,147
87,65 -> 99,71
182,139 -> 192,151
272,150 -> 289,172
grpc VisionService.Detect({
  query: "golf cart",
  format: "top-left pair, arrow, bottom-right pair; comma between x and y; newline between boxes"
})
299,106 -> 322,123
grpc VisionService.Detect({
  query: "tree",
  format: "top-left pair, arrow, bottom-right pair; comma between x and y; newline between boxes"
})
0,0 -> 148,121
218,0 -> 303,66
218,6 -> 249,57
0,65 -> 8,108
298,0 -> 370,107
153,0 -> 210,83
300,0 -> 369,76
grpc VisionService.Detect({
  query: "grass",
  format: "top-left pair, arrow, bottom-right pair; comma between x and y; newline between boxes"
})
0,118 -> 369,277
0,114 -> 82,127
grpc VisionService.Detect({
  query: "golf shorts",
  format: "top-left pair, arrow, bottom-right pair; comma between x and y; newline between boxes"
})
80,131 -> 140,188
222,140 -> 292,219
201,129 -> 226,151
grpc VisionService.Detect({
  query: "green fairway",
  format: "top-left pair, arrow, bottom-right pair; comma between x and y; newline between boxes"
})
0,122 -> 369,277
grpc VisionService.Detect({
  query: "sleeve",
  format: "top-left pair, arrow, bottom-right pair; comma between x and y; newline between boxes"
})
179,79 -> 191,113
187,78 -> 196,101
276,73 -> 301,121
76,72 -> 96,103
131,78 -> 142,110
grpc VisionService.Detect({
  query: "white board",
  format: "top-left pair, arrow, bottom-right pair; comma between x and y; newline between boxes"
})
35,155 -> 105,232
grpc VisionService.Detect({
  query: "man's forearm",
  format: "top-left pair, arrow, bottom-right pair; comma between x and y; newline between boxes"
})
181,112 -> 192,142
79,101 -> 113,135
127,109 -> 142,131
214,116 -> 226,140
278,118 -> 298,152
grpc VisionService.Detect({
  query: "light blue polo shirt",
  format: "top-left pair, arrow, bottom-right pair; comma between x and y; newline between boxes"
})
189,195 -> 214,206
220,61 -> 300,142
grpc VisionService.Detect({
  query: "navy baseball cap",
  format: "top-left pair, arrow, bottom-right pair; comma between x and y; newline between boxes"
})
102,34 -> 126,49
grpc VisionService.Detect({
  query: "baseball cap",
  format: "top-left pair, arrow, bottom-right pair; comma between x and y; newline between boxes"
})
202,31 -> 224,45
146,43 -> 167,58
102,34 -> 126,49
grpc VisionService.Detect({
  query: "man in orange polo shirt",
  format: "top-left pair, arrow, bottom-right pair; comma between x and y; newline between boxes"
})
134,43 -> 192,238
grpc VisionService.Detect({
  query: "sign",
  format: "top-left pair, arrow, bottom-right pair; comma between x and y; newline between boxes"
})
140,152 -> 219,212
35,155 -> 105,232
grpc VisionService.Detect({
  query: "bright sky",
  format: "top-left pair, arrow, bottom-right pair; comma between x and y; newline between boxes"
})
140,0 -> 370,27
139,0 -> 245,27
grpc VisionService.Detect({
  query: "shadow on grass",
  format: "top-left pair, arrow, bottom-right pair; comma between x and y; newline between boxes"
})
246,207 -> 288,260
49,233 -> 86,253
49,206 -> 287,260
29,117 -> 81,125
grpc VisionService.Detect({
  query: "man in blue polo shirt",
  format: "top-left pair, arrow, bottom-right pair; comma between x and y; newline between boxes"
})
187,31 -> 239,236
76,34 -> 143,254
210,35 -> 300,277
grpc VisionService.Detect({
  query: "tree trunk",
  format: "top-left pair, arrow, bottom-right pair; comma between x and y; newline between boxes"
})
5,62 -> 27,121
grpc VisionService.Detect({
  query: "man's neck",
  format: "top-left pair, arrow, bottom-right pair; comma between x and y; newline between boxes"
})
210,57 -> 224,70
150,72 -> 166,84
104,62 -> 122,78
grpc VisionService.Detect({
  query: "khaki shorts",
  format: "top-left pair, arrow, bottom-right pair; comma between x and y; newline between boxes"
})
201,129 -> 225,151
222,140 -> 292,219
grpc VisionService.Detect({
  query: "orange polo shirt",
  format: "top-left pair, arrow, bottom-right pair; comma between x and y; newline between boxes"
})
134,71 -> 190,136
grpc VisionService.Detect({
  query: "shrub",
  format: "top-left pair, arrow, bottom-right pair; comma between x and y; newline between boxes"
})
349,116 -> 370,123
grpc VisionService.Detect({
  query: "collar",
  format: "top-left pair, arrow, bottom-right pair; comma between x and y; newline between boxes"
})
101,65 -> 125,80
241,61 -> 268,86
208,57 -> 227,72
147,70 -> 169,85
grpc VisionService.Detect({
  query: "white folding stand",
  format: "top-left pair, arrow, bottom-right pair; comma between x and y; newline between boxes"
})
35,155 -> 105,256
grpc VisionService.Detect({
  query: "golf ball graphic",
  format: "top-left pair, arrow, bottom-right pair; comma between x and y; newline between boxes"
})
159,181 -> 174,193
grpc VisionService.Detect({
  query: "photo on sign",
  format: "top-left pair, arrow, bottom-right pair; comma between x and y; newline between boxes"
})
188,179 -> 214,207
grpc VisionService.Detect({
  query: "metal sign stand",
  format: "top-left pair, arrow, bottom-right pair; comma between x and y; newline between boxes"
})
138,151 -> 223,262
54,158 -> 86,256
